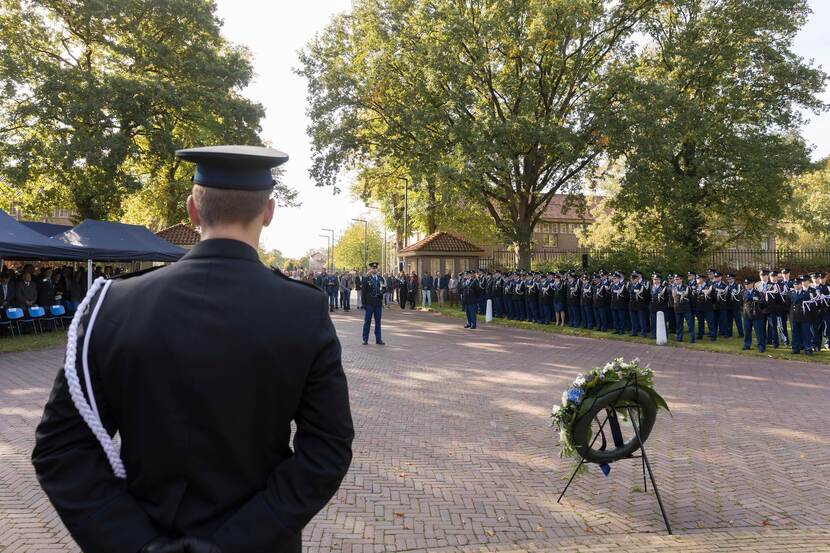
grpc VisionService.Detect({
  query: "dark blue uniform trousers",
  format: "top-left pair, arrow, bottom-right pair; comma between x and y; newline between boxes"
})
791,319 -> 813,354
727,308 -> 743,337
362,304 -> 382,342
465,304 -> 478,328
504,297 -> 513,319
514,298 -> 526,321
492,297 -> 503,318
743,318 -> 766,352
568,304 -> 581,327
595,306 -> 608,331
611,308 -> 626,334
540,303 -> 551,325
526,298 -> 538,322
630,309 -> 647,336
675,311 -> 695,342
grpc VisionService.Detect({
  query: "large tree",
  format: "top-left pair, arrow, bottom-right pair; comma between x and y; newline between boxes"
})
333,220 -> 384,270
598,0 -> 826,258
299,0 -> 655,268
0,0 -> 292,226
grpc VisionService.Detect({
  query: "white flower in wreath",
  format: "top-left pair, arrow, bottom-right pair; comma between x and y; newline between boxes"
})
573,374 -> 587,388
562,390 -> 570,405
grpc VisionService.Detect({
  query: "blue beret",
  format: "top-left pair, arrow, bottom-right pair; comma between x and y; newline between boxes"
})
176,145 -> 289,191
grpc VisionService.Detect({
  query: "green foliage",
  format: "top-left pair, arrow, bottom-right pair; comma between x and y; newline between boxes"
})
598,0 -> 826,258
0,0 -> 293,226
299,0 -> 653,267
779,157 -> 830,246
333,221 -> 384,270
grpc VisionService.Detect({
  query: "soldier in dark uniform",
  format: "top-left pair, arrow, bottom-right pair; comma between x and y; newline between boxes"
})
525,273 -> 540,323
539,273 -> 553,325
593,272 -> 610,332
810,272 -> 829,351
32,146 -> 354,553
711,271 -> 728,336
725,273 -> 743,338
789,276 -> 813,355
566,272 -> 581,328
462,270 -> 481,329
503,273 -> 514,320
694,273 -> 716,341
609,271 -> 628,334
513,271 -> 526,321
627,271 -> 649,337
577,273 -> 590,329
743,277 -> 767,352
649,273 -> 670,340
361,262 -> 385,345
672,273 -> 695,342
490,269 -> 504,318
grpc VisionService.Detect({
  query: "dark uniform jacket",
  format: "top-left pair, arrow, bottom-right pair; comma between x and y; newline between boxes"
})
15,278 -> 38,306
672,284 -> 693,313
610,282 -> 628,310
31,239 -> 354,553
743,288 -> 766,320
650,284 -> 670,312
362,273 -> 385,307
461,277 -> 481,305
628,281 -> 649,311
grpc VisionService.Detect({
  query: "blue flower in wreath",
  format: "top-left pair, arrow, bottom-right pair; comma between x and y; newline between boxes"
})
566,387 -> 584,405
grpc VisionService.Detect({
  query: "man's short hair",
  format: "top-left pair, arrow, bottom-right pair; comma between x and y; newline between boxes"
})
192,184 -> 270,227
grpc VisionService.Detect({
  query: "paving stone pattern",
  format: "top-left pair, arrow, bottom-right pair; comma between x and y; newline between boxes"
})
1,308 -> 829,552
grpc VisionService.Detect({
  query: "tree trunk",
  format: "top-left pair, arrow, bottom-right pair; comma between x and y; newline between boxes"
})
426,181 -> 437,234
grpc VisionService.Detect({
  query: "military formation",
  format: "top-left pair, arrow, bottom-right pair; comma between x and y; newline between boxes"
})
453,267 -> 830,355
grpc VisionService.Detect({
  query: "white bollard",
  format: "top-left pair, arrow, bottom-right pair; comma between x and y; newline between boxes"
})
486,299 -> 493,323
656,310 -> 667,345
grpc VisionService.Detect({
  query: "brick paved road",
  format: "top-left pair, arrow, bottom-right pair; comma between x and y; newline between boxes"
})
1,307 -> 829,552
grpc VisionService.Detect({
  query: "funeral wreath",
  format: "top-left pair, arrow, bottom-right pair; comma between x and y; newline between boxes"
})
550,358 -> 670,464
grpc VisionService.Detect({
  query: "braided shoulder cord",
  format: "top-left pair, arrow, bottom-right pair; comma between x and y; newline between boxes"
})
64,276 -> 126,479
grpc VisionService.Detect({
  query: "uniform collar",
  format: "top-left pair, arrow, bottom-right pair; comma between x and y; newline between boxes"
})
182,238 -> 260,263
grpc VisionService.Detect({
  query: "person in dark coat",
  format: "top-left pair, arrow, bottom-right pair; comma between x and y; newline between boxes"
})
406,271 -> 418,309
14,270 -> 38,313
461,270 -> 481,329
31,145 -> 354,553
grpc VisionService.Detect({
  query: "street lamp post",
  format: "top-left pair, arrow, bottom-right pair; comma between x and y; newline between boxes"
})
317,234 -> 331,270
352,218 -> 368,269
321,228 -> 335,271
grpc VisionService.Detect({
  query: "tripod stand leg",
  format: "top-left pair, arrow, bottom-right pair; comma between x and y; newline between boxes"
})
627,406 -> 672,535
557,459 -> 585,503
642,455 -> 647,492
557,413 -> 611,503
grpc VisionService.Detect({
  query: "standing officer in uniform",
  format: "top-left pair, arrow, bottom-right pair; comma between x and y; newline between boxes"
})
361,262 -> 385,345
32,145 -> 354,553
462,270 -> 481,329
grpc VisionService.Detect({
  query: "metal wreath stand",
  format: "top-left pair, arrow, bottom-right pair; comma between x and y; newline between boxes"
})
556,373 -> 672,534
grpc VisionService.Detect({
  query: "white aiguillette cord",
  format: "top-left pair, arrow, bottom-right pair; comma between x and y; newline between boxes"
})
64,276 -> 126,478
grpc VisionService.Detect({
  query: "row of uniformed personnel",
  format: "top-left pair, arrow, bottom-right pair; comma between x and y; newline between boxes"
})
454,267 -> 830,355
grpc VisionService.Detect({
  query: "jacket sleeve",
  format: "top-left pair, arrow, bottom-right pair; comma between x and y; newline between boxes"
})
31,311 -> 159,553
212,295 -> 354,552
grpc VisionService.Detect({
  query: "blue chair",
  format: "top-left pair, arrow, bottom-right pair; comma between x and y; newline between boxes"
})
5,308 -> 24,336
43,305 -> 66,331
25,305 -> 46,334
61,301 -> 78,326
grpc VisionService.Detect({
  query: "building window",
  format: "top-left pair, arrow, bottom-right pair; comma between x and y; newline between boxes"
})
444,258 -> 455,275
539,222 -> 549,233
430,257 -> 440,275
545,234 -> 558,247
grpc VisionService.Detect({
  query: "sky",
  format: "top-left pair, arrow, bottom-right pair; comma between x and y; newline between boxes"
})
215,0 -> 830,259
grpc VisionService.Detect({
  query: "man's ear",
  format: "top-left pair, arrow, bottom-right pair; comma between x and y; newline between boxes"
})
186,195 -> 201,227
262,198 -> 276,227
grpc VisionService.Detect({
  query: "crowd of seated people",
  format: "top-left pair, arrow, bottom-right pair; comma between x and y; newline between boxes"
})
0,263 -> 125,336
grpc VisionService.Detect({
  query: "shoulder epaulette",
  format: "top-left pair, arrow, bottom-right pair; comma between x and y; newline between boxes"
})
109,265 -> 164,281
271,267 -> 323,292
